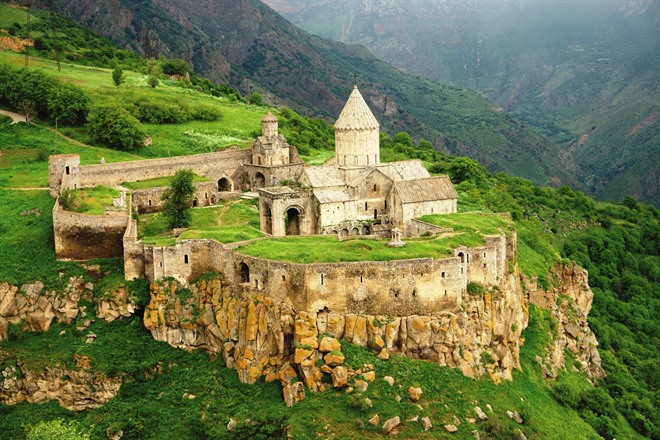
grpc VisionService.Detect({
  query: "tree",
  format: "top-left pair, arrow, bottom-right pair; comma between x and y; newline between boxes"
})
112,66 -> 124,87
146,75 -> 159,88
87,104 -> 146,150
48,83 -> 90,125
162,169 -> 195,229
248,92 -> 263,105
161,58 -> 189,76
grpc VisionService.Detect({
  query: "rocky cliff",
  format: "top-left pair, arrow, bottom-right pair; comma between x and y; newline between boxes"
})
526,262 -> 605,380
143,266 -> 528,392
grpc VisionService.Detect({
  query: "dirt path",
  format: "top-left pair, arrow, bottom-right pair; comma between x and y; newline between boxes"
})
0,109 -> 28,124
7,187 -> 49,191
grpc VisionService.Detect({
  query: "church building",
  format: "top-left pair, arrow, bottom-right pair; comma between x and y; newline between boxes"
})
257,85 -> 458,237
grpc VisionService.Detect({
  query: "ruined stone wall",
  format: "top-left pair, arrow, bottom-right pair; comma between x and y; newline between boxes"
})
52,199 -> 129,260
131,182 -> 238,214
243,162 -> 305,191
123,220 -> 144,281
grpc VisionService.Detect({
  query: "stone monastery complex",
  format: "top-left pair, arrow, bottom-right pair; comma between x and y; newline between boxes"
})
48,86 -> 515,317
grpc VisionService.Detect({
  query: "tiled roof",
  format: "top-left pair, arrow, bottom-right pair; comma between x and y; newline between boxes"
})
314,188 -> 353,204
394,176 -> 457,203
376,160 -> 430,181
303,166 -> 345,188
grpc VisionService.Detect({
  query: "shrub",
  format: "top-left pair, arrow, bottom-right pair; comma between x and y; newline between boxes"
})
25,419 -> 90,440
467,282 -> 486,296
48,83 -> 90,125
86,104 -> 146,150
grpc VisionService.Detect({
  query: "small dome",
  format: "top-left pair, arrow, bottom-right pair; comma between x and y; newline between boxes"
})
334,86 -> 379,131
262,111 -> 278,122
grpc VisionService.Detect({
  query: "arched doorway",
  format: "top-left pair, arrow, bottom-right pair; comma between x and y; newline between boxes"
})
285,207 -> 300,235
238,262 -> 250,284
351,227 -> 359,236
255,172 -> 266,189
263,204 -> 273,235
458,252 -> 465,264
361,225 -> 370,235
218,177 -> 232,191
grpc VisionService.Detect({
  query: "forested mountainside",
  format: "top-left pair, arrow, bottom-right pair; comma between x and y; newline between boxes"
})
12,0 -> 586,190
266,0 -> 660,206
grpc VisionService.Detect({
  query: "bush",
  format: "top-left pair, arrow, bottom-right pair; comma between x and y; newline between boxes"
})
25,418 -> 90,440
467,282 -> 486,296
86,104 -> 146,151
48,83 -> 90,125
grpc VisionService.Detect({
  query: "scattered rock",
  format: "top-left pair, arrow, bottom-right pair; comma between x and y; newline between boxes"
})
444,424 -> 458,433
364,397 -> 373,408
474,406 -> 488,421
282,381 -> 305,407
507,410 -> 524,424
472,430 -> 481,440
368,414 -> 380,426
486,404 -> 493,413
354,379 -> 368,393
377,348 -> 389,360
382,416 -> 400,434
515,428 -> 527,440
407,415 -> 419,422
227,418 -> 237,431
466,417 -> 476,424
363,371 -> 376,382
408,386 -> 423,402
453,415 -> 461,426
383,375 -> 395,386
323,351 -> 345,367
395,395 -> 402,403
421,416 -> 432,431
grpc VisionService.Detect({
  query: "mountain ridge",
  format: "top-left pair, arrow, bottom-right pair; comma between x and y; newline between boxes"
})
35,0 -> 583,190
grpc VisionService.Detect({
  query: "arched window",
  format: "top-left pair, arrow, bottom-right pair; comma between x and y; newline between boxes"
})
184,254 -> 189,264
239,262 -> 250,284
458,252 -> 465,264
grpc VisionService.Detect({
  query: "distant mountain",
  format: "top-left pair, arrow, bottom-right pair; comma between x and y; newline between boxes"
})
265,0 -> 660,206
35,0 -> 584,189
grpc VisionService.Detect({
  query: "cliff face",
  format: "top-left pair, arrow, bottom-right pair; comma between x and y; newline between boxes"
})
0,352 -> 121,411
526,263 -> 605,380
143,267 -> 528,385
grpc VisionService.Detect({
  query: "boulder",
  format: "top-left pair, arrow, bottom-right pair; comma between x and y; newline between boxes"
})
282,381 -> 305,407
331,366 -> 348,388
382,416 -> 400,434
444,424 -> 458,433
408,386 -> 423,402
422,416 -> 432,431
319,336 -> 341,352
368,414 -> 380,426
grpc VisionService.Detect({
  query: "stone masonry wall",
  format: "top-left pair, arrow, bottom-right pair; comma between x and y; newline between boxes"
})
53,199 -> 129,260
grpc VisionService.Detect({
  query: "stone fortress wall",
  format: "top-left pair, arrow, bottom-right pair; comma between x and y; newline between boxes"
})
120,220 -> 515,316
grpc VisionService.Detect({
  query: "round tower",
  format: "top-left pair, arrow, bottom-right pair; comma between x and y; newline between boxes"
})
262,111 -> 279,139
334,85 -> 380,168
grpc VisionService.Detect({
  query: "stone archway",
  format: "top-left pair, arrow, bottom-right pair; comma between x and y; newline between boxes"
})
285,207 -> 301,236
218,177 -> 232,191
255,172 -> 266,189
458,252 -> 465,264
263,204 -> 273,235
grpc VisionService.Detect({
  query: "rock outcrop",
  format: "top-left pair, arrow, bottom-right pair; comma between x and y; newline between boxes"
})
0,352 -> 121,411
0,278 -> 140,342
143,269 -> 528,387
526,262 -> 605,379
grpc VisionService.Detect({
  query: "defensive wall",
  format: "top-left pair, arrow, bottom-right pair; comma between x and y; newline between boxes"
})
122,229 -> 515,316
48,149 -> 252,197
52,198 -> 130,260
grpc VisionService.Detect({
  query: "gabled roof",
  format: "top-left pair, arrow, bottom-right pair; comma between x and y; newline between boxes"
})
344,167 -> 378,187
393,176 -> 457,203
302,166 -> 345,188
314,188 -> 353,204
334,86 -> 379,131
376,160 -> 431,182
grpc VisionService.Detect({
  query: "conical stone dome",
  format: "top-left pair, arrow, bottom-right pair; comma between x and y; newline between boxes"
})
335,85 -> 380,131
334,86 -> 380,167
